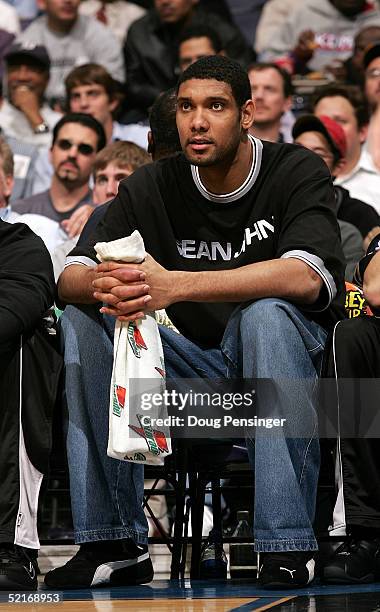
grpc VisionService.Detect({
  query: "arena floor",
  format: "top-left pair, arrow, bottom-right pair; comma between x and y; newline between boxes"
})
2,581 -> 380,611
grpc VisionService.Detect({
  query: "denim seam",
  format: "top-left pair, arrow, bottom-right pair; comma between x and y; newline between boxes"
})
307,343 -> 323,353
114,461 -> 127,530
75,527 -> 147,542
299,422 -> 318,486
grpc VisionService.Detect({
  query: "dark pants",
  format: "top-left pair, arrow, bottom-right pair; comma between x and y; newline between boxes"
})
324,317 -> 380,533
0,330 -> 62,548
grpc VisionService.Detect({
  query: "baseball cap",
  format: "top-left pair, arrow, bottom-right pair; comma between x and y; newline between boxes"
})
363,41 -> 380,70
4,42 -> 50,71
292,114 -> 347,159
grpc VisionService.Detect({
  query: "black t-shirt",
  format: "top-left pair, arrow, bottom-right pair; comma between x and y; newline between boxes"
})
69,139 -> 345,346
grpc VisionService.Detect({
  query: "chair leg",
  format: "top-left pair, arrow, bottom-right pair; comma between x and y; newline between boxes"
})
211,477 -> 222,534
190,473 -> 206,580
170,447 -> 188,580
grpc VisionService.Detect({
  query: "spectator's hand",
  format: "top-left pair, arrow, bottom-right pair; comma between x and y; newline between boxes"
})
11,85 -> 42,125
93,254 -> 174,321
61,205 -> 94,238
293,30 -> 316,63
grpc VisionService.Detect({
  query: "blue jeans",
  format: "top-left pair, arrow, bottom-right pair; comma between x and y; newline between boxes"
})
61,298 -> 326,552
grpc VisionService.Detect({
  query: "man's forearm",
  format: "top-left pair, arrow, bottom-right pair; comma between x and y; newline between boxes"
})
58,265 -> 98,305
170,258 -> 323,306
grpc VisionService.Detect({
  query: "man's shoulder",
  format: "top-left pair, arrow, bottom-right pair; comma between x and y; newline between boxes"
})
126,10 -> 155,37
18,15 -> 46,38
12,190 -> 50,213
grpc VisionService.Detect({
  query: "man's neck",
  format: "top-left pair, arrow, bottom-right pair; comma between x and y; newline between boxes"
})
47,15 -> 76,34
198,136 -> 253,195
249,121 -> 281,143
337,148 -> 362,177
50,176 -> 89,212
104,115 -> 114,144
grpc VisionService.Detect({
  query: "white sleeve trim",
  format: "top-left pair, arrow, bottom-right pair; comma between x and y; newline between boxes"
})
281,249 -> 337,311
64,255 -> 97,269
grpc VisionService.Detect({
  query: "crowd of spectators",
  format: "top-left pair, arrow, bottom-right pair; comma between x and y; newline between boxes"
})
2,0 -> 380,594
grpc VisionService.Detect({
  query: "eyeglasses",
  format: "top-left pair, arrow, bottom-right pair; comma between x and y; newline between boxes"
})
366,68 -> 380,80
56,138 -> 95,156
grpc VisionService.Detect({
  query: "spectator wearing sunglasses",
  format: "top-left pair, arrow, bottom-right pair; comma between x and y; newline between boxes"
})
12,113 -> 105,244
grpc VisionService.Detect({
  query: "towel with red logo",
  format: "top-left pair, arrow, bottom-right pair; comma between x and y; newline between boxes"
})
95,230 -> 171,465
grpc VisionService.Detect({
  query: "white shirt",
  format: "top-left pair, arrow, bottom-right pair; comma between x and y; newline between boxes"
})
0,99 -> 61,148
78,0 -> 145,44
0,0 -> 20,35
335,149 -> 380,216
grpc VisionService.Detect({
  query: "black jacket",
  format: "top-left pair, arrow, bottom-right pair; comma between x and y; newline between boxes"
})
0,220 -> 54,361
123,7 -> 254,113
335,185 -> 380,239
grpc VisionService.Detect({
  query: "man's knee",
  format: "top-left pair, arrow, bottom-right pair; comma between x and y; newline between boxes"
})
240,298 -> 298,339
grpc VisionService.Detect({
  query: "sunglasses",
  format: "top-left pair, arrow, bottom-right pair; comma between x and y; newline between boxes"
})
56,138 -> 95,156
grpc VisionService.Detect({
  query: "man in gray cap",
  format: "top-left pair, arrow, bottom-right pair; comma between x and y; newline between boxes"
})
0,42 -> 61,148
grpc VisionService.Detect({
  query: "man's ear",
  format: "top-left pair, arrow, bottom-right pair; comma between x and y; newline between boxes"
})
4,174 -> 14,201
37,0 -> 47,10
241,98 -> 255,132
109,97 -> 119,114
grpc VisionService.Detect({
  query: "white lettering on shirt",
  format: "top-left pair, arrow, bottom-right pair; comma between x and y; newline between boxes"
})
176,221 -> 275,262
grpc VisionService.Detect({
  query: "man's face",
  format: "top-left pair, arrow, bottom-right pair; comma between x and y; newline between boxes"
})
365,57 -> 380,110
330,0 -> 366,17
155,0 -> 198,24
179,37 -> 217,72
314,95 -> 365,163
248,67 -> 291,126
176,78 -> 252,167
93,161 -> 132,204
294,131 -> 336,173
0,158 -> 13,208
7,60 -> 48,104
69,83 -> 117,127
38,0 -> 80,23
51,122 -> 98,187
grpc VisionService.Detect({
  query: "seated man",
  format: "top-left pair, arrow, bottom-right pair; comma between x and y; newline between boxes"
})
0,42 -> 61,148
322,234 -> 380,584
48,56 -> 344,590
12,113 -> 105,242
92,141 -> 151,206
123,0 -> 252,118
248,62 -> 294,143
178,24 -> 225,73
17,0 -> 124,107
30,64 -> 150,195
292,113 -> 364,279
0,190 -> 57,589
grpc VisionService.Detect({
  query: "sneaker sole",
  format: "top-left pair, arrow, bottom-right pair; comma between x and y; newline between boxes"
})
44,555 -> 153,589
259,580 -> 310,590
110,558 -> 154,586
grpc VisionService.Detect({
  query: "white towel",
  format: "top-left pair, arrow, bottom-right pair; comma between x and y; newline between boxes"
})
95,230 -> 172,465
